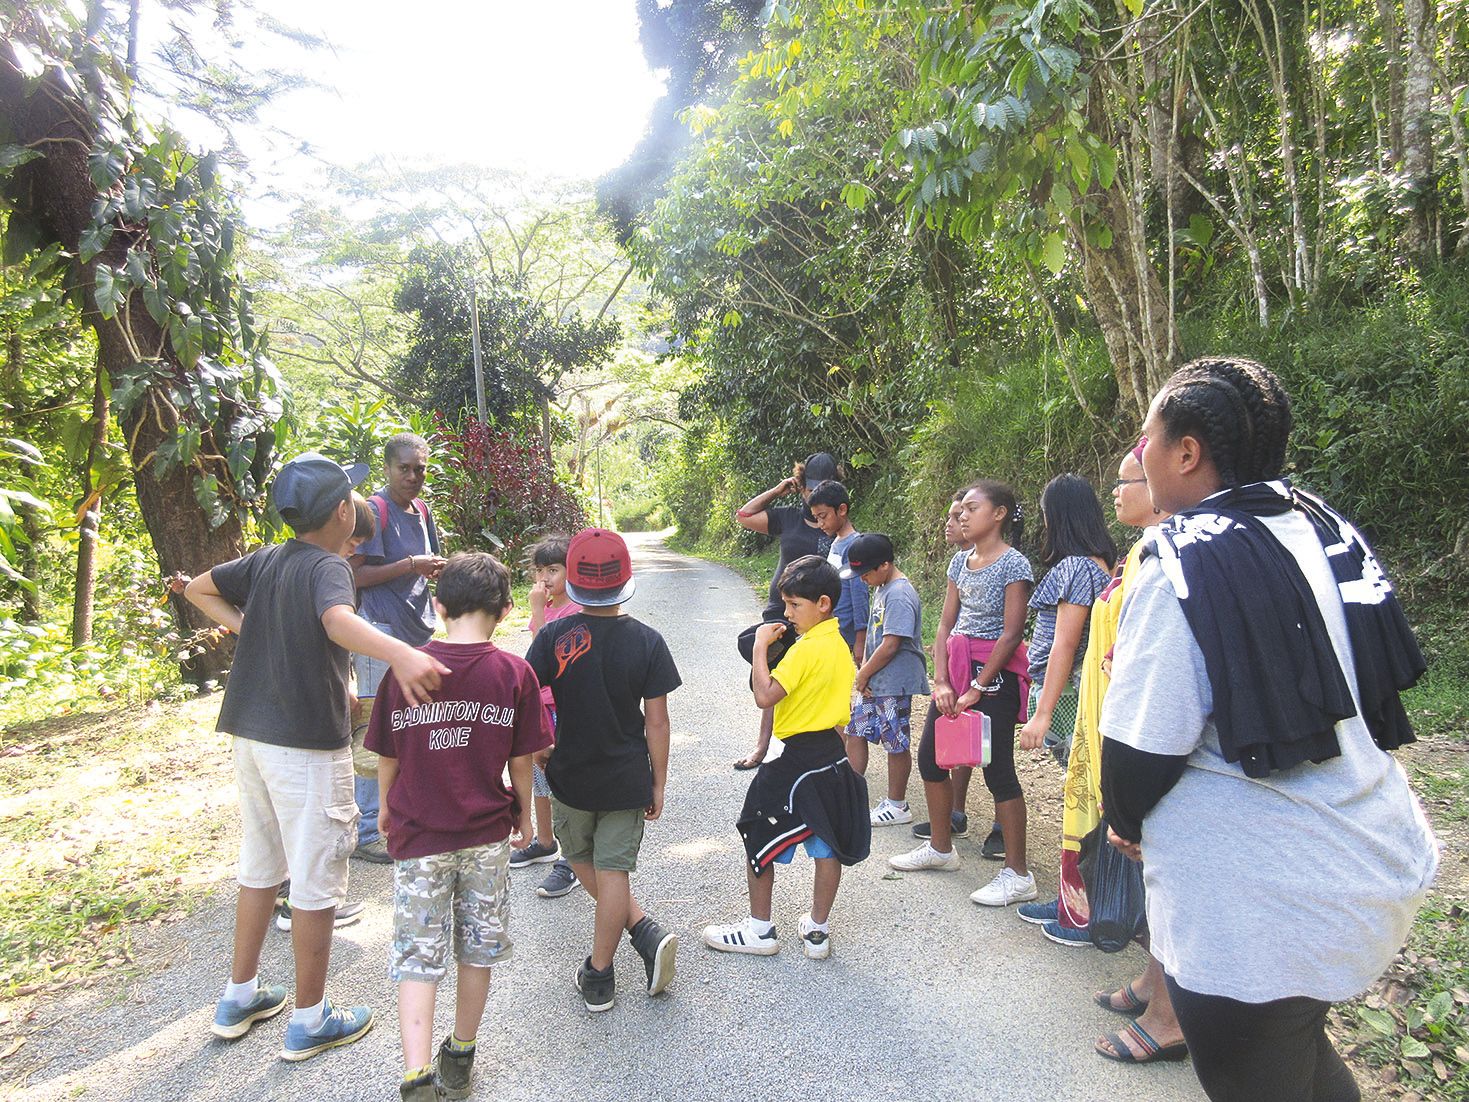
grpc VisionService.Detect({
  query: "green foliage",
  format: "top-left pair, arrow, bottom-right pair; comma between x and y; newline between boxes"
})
656,418 -> 754,554
1343,901 -> 1469,1098
898,337 -> 1118,583
1180,264 -> 1469,561
393,243 -> 622,426
0,547 -> 191,727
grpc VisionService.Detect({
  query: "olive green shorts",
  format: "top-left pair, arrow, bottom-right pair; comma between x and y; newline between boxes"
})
551,799 -> 646,872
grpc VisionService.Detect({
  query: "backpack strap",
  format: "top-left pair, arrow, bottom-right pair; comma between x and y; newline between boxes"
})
414,498 -> 440,555
369,493 -> 390,536
370,493 -> 438,556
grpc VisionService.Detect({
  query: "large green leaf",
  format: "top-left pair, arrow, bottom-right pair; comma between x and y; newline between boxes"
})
78,222 -> 114,263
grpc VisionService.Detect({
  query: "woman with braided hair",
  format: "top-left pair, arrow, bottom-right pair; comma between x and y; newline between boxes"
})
1100,357 -> 1438,1101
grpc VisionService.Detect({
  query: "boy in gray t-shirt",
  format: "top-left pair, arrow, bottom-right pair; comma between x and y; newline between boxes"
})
841,534 -> 930,826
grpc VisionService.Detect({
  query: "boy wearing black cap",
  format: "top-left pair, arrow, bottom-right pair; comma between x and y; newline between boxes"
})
524,528 -> 682,1013
186,452 -> 449,1062
842,534 -> 929,826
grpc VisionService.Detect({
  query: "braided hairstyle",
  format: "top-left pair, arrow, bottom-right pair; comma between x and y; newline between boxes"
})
1154,357 -> 1293,485
962,479 -> 1025,545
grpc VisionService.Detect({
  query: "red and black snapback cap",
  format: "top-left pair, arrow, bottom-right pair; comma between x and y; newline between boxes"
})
565,528 -> 636,607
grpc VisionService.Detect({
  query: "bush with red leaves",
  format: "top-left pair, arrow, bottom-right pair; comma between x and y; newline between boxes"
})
428,415 -> 587,571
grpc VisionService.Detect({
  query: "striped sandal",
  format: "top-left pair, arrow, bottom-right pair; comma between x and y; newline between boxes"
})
1093,981 -> 1148,1016
1094,1021 -> 1189,1064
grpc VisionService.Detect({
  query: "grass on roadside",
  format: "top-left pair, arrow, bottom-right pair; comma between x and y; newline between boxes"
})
0,697 -> 235,996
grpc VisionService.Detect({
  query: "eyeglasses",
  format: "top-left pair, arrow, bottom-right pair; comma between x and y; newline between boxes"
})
1112,478 -> 1147,489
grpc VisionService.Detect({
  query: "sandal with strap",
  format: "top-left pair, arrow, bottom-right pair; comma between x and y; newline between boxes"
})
1093,981 -> 1148,1016
1094,1021 -> 1189,1064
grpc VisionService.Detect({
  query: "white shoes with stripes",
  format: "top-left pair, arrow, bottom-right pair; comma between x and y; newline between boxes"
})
702,917 -> 781,955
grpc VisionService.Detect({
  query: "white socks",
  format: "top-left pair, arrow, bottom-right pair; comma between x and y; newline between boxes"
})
806,916 -> 830,934
223,976 -> 257,1006
290,997 -> 326,1030
749,916 -> 775,937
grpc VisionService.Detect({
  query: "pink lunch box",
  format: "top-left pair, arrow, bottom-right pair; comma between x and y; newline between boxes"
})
934,709 -> 992,769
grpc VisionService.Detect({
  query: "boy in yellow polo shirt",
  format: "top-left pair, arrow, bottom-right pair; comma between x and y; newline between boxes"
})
703,555 -> 871,960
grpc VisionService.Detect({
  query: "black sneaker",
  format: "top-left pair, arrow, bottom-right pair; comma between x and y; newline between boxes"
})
628,917 -> 678,995
575,957 -> 615,1012
911,810 -> 970,840
435,1034 -> 475,1100
275,900 -> 365,932
399,1069 -> 437,1102
981,822 -> 1006,860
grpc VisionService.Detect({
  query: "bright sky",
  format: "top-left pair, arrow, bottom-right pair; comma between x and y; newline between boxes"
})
145,0 -> 667,219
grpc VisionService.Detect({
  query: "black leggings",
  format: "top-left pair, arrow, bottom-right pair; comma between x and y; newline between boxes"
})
916,673 -> 1022,803
1165,976 -> 1360,1102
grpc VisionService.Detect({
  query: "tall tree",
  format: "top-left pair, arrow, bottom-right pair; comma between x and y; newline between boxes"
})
1,4 -> 285,678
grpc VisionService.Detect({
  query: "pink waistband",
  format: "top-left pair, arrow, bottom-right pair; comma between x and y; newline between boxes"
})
945,634 -> 1032,722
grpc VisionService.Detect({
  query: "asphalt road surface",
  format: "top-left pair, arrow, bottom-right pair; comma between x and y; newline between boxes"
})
15,535 -> 1204,1102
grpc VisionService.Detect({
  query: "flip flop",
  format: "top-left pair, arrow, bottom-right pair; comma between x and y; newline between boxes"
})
1093,981 -> 1148,1016
1094,1022 -> 1189,1064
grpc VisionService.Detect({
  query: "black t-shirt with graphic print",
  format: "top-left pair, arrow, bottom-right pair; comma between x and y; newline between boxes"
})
525,612 -> 682,812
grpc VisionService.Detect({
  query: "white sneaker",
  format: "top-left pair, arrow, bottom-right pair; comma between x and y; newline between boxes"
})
888,841 -> 960,872
870,799 -> 914,826
702,917 -> 780,955
798,913 -> 831,960
969,867 -> 1039,907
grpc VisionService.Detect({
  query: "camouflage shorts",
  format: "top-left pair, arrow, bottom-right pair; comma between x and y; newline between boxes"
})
391,841 -> 513,981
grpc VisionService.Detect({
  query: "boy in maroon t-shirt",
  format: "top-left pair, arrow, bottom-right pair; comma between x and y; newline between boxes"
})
366,552 -> 551,1102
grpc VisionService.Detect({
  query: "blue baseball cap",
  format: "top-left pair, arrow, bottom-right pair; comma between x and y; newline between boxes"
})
272,451 -> 368,531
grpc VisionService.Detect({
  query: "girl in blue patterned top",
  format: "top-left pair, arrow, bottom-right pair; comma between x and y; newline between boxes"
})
1018,474 -> 1117,768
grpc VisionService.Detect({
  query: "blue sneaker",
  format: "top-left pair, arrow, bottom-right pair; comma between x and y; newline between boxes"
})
1041,920 -> 1093,947
279,999 -> 374,1061
1017,898 -> 1059,926
210,983 -> 288,1039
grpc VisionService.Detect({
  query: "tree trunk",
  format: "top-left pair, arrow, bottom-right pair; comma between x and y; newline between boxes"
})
1074,186 -> 1182,421
2,40 -> 242,681
1402,0 -> 1438,260
1376,0 -> 1406,166
71,358 -> 108,646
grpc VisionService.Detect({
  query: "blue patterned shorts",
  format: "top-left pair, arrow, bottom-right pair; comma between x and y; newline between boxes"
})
850,695 -> 913,753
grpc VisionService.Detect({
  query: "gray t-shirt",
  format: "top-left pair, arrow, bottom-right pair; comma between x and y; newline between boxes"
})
1027,555 -> 1111,683
212,540 -> 359,750
864,577 -> 929,697
357,490 -> 441,646
1101,510 -> 1438,1003
947,547 -> 1033,638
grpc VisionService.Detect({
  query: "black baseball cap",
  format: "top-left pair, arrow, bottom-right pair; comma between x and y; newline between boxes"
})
840,532 -> 895,579
803,451 -> 839,484
272,451 -> 368,531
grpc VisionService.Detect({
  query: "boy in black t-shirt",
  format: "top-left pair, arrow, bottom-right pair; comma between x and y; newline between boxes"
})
186,452 -> 448,1062
525,529 -> 682,1012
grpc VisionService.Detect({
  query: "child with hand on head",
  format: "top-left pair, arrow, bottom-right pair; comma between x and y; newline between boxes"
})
704,555 -> 871,960
512,534 -> 583,900
843,534 -> 929,827
367,552 -> 550,1101
525,529 -> 682,1013
807,481 -> 868,665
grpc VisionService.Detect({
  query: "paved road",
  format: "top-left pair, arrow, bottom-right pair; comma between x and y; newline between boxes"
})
16,536 -> 1204,1101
